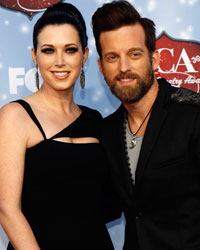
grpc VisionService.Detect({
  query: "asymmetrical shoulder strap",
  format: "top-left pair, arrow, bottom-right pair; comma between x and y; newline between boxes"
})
13,99 -> 46,139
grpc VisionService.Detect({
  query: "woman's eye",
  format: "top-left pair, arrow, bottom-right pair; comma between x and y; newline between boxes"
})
41,48 -> 54,54
66,47 -> 78,54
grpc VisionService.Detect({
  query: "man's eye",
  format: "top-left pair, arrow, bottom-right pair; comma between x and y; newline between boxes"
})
66,47 -> 78,54
106,55 -> 117,62
41,48 -> 54,54
131,52 -> 141,58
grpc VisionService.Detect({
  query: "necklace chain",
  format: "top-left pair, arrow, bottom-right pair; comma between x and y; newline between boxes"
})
127,106 -> 152,149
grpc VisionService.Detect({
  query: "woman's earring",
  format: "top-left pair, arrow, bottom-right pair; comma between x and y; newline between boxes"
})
80,65 -> 85,89
36,64 -> 40,90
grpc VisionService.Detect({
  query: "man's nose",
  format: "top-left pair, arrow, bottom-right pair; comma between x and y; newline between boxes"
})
118,56 -> 131,72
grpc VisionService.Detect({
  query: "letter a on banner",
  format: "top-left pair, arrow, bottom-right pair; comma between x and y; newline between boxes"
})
156,31 -> 200,93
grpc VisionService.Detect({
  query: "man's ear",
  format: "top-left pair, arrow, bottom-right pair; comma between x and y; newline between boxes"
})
97,58 -> 104,76
152,50 -> 160,71
31,48 -> 37,65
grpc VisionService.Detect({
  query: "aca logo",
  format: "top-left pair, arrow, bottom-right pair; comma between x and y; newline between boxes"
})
0,0 -> 61,17
156,32 -> 200,93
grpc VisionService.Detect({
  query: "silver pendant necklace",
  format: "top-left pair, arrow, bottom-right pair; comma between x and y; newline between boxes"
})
127,107 -> 152,149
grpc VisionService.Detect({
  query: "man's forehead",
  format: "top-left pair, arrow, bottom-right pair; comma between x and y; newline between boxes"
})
99,24 -> 146,54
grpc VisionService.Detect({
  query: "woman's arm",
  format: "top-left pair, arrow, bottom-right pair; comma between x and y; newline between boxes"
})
0,103 -> 40,250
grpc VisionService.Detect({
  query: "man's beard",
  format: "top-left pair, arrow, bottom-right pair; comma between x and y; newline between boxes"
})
104,64 -> 154,104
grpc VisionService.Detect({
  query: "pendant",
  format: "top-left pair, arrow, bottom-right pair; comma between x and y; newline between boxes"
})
130,135 -> 137,149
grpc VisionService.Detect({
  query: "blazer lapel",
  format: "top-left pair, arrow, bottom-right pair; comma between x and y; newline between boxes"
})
135,80 -> 170,184
112,105 -> 135,197
136,106 -> 167,183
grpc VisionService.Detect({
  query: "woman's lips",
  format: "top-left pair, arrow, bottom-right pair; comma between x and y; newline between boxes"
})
52,71 -> 69,79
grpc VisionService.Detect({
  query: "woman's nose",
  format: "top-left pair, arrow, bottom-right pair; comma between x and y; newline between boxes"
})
55,53 -> 65,67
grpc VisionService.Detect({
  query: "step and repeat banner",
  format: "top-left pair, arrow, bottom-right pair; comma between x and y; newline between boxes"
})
0,0 -> 199,249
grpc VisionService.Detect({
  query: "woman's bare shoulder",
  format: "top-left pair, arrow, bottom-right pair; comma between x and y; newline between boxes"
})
0,101 -> 24,114
0,101 -> 30,134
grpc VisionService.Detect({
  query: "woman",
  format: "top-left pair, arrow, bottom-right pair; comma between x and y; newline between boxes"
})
0,2 -> 119,249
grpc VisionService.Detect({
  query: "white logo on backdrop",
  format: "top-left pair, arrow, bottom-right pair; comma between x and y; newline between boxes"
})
9,67 -> 42,94
17,0 -> 46,12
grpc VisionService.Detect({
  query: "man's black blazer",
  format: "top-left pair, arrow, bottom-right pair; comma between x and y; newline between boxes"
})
101,78 -> 200,250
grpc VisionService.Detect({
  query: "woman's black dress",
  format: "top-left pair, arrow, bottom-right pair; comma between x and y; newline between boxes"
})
7,100 -> 114,250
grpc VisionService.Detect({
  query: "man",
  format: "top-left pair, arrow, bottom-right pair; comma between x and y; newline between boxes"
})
92,1 -> 200,249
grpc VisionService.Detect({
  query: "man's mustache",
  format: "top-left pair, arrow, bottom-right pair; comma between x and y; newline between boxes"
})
115,72 -> 140,81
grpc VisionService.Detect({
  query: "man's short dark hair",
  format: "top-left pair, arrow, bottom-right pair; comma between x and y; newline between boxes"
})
91,0 -> 156,58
